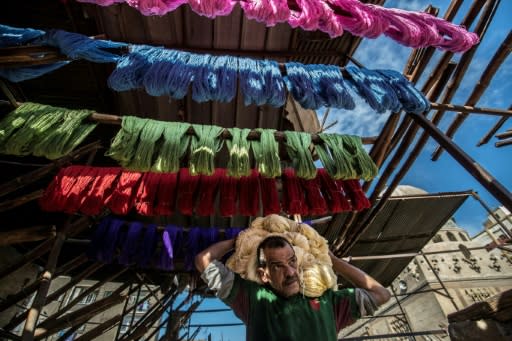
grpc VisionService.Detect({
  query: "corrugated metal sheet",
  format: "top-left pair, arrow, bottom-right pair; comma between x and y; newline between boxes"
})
345,191 -> 471,286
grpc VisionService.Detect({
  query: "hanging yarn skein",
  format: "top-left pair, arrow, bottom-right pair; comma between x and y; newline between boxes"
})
106,116 -> 150,168
76,0 -> 479,52
152,121 -> 191,173
250,128 -> 281,178
189,124 -> 224,176
284,131 -> 317,180
226,128 -> 252,178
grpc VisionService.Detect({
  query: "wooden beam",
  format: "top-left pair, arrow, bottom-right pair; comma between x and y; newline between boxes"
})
0,141 -> 102,199
0,189 -> 44,213
409,112 -> 512,211
34,282 -> 130,340
0,225 -> 56,246
89,112 -> 377,145
429,102 -> 512,117
21,227 -> 67,340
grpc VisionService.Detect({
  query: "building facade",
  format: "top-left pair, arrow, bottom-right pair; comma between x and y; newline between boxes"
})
340,209 -> 512,340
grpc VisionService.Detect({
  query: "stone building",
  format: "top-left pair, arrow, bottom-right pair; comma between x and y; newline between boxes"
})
340,208 -> 512,339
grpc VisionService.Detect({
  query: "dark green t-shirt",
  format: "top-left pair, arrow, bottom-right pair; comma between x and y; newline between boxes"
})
223,274 -> 360,341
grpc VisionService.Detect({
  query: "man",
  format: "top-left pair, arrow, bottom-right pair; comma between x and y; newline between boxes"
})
195,235 -> 390,340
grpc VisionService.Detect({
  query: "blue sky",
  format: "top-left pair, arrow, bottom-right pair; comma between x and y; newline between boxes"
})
185,1 -> 511,340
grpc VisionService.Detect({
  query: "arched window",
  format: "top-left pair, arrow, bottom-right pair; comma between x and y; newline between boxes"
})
432,234 -> 443,243
459,232 -> 468,241
446,232 -> 457,241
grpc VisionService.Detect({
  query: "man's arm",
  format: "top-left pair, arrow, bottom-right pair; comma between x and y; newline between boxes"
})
329,251 -> 391,305
195,238 -> 235,273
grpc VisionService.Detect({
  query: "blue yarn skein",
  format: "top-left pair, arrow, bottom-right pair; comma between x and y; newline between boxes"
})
192,54 -> 215,102
108,45 -> 164,91
0,24 -> 45,47
36,29 -> 127,63
345,66 -> 401,113
142,49 -> 180,96
164,50 -> 194,99
316,64 -> 356,109
285,62 -> 319,109
239,57 -> 267,106
377,69 -> 430,114
264,60 -> 287,107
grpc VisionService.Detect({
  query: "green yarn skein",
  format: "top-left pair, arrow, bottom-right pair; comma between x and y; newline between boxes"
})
250,128 -> 281,178
317,133 -> 358,180
284,131 -> 317,180
130,119 -> 166,171
33,108 -> 96,159
106,116 -> 149,168
189,124 -> 224,176
226,127 -> 251,178
341,135 -> 378,181
152,121 -> 191,173
4,107 -> 64,156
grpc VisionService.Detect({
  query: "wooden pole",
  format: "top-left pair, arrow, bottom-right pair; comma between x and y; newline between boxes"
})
0,189 -> 44,213
0,141 -> 101,199
409,112 -> 512,211
429,102 -> 512,117
432,30 -> 512,160
34,283 -> 130,340
21,226 -> 68,340
477,113 -> 509,146
0,237 -> 55,280
88,112 -> 376,145
495,139 -> 512,148
0,226 -> 57,246
76,285 -> 155,341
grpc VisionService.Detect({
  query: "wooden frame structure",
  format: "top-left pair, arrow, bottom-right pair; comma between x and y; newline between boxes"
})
0,0 -> 511,340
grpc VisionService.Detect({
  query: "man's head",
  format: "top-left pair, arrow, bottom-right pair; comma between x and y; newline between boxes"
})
256,236 -> 300,297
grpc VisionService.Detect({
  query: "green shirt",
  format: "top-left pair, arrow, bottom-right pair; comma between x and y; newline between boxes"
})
223,274 -> 360,341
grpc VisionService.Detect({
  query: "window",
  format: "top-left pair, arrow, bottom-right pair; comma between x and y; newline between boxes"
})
459,232 -> 468,241
432,234 -> 443,243
446,232 -> 457,241
104,291 -> 113,298
120,316 -> 140,334
68,287 -> 98,305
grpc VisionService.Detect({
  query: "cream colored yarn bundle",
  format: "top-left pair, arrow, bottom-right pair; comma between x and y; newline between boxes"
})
226,214 -> 337,297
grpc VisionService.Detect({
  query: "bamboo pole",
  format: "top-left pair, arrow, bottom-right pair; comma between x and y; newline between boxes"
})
495,139 -> 512,147
338,0 -> 500,254
21,225 -> 68,340
0,225 -> 56,246
0,141 -> 101,199
76,284 -> 156,341
34,283 -> 130,340
8,263 -> 107,331
88,112 -> 376,145
496,129 -> 512,139
420,0 -> 487,93
477,114 -> 509,146
429,102 -> 512,117
409,112 -> 512,210
0,189 -> 44,213
432,30 -> 512,160
49,267 -> 128,321
0,238 -> 56,281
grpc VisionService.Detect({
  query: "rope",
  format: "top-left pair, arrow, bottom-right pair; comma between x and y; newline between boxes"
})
130,119 -> 165,171
152,121 -> 190,173
316,133 -> 357,180
341,135 -> 378,181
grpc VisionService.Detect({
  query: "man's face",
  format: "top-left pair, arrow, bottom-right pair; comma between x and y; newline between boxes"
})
258,244 -> 300,297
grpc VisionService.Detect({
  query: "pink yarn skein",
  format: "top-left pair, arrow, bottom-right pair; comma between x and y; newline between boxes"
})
188,0 -> 236,18
126,0 -> 188,16
76,0 -> 479,52
240,0 -> 290,26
